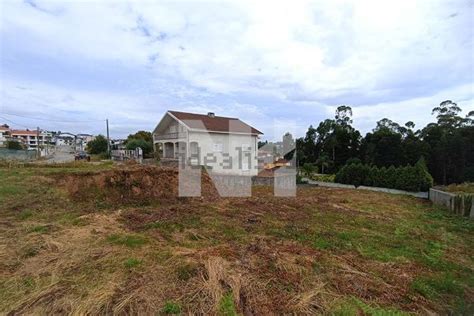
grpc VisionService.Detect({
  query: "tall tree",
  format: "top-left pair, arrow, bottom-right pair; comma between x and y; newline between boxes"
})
335,105 -> 353,126
316,153 -> 331,174
431,100 -> 464,128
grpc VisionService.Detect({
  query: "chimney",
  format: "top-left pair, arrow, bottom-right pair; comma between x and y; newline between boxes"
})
207,112 -> 215,118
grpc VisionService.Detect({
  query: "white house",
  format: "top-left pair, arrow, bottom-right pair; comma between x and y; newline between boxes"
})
54,132 -> 76,147
153,111 -> 263,176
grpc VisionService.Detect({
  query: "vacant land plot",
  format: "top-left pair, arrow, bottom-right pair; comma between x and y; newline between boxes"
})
0,163 -> 473,315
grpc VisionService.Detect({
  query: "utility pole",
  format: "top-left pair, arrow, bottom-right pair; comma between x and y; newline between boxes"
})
36,126 -> 40,159
106,119 -> 110,156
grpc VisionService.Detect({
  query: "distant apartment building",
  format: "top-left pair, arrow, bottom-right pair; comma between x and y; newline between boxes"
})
10,129 -> 52,150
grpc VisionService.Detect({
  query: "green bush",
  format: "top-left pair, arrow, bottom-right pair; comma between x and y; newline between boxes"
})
301,163 -> 317,177
126,138 -> 153,157
385,166 -> 398,189
334,165 -> 346,184
335,163 -> 370,187
335,161 -> 434,192
310,174 -> 335,182
86,135 -> 108,155
363,166 -> 378,186
416,158 -> 434,191
6,140 -> 24,150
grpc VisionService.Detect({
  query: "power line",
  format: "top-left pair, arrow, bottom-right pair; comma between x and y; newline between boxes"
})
0,115 -> 32,129
0,112 -> 105,123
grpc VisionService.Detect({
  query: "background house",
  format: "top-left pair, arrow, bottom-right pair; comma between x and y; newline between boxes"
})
76,133 -> 95,151
153,111 -> 263,176
54,132 -> 76,147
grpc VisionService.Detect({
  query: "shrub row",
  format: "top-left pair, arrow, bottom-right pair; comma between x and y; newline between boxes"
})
310,174 -> 335,183
335,159 -> 433,192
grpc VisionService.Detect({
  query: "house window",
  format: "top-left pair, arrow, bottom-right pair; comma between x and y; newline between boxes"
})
213,143 -> 223,152
241,144 -> 251,152
242,161 -> 250,171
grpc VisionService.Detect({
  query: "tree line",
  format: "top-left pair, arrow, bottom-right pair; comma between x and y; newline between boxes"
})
296,100 -> 474,185
86,131 -> 154,157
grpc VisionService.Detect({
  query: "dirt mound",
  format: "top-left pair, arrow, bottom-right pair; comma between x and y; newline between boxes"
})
60,166 -> 218,205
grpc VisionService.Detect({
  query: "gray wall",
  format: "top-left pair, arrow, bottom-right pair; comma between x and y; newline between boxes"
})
0,148 -> 36,161
429,188 -> 474,218
304,178 -> 429,198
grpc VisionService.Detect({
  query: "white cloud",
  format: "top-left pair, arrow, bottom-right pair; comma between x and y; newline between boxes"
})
0,0 -> 472,137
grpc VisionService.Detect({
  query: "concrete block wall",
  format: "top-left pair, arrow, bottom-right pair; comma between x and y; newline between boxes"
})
429,188 -> 474,218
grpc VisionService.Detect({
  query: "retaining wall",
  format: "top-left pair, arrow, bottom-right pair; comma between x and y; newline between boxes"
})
429,188 -> 474,218
304,178 -> 429,198
0,148 -> 36,161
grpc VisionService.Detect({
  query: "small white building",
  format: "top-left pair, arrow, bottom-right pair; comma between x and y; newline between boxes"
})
0,124 -> 10,147
153,111 -> 263,176
54,132 -> 76,147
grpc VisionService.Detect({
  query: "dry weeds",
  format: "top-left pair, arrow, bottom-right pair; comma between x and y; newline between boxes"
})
0,165 -> 472,315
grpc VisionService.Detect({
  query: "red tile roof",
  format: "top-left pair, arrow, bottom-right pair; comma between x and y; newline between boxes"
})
11,130 -> 38,136
168,110 -> 263,135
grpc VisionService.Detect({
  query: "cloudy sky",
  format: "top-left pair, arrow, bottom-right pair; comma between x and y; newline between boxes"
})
1,0 -> 473,140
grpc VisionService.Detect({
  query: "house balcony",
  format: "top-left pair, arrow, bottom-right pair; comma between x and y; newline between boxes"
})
153,132 -> 187,142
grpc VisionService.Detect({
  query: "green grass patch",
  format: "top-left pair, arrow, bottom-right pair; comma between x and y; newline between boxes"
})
106,234 -> 147,248
331,297 -> 409,316
219,292 -> 238,316
0,184 -> 22,196
162,301 -> 181,314
411,273 -> 464,299
29,225 -> 49,234
313,236 -> 331,249
124,258 -> 142,269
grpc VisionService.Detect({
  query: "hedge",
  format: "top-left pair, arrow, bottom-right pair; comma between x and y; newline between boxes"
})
335,158 -> 433,192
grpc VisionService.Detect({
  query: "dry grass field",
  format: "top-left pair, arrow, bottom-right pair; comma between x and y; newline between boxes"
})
0,162 -> 473,315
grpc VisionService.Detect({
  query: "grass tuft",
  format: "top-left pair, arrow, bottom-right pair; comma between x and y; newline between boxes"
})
162,301 -> 181,314
124,258 -> 142,269
218,292 -> 238,316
